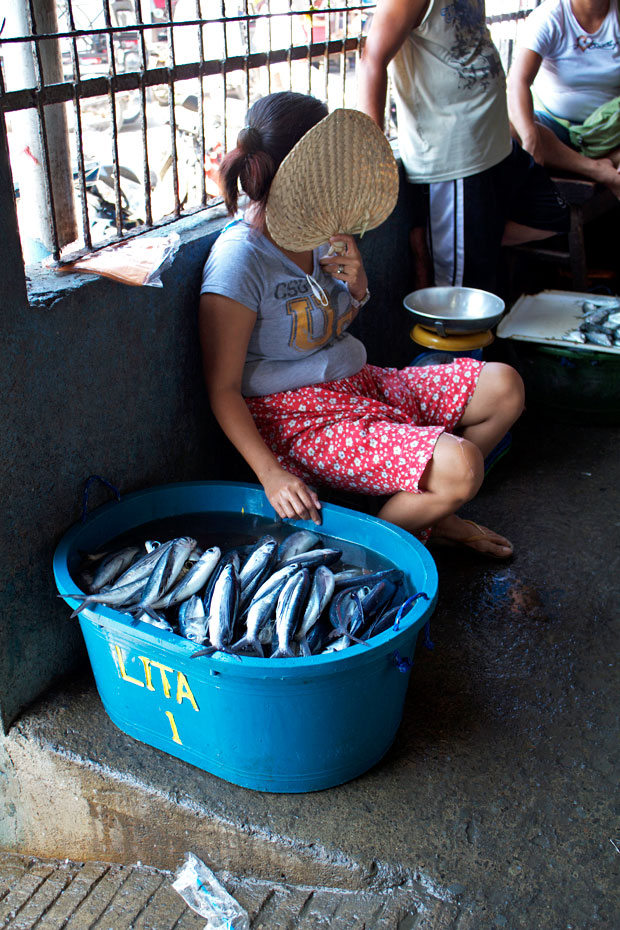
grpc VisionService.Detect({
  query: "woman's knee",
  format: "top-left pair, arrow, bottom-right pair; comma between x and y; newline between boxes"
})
480,362 -> 525,419
422,434 -> 484,506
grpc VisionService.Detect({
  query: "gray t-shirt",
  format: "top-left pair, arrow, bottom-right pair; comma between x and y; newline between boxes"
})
200,219 -> 367,397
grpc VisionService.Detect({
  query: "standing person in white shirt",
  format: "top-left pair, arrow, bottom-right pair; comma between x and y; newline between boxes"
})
358,0 -> 569,292
508,0 -> 620,198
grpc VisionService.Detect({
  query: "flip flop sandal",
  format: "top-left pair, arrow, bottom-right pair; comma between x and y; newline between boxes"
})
429,519 -> 514,560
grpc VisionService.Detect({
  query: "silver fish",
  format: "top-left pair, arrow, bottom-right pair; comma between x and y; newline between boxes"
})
582,306 -> 612,325
277,530 -> 322,564
296,565 -> 335,643
564,329 -> 586,344
322,635 -> 351,654
272,568 -> 311,659
606,311 -> 620,328
66,575 -> 148,618
153,546 -> 221,609
133,609 -> 174,632
279,547 -> 342,570
144,540 -> 163,553
329,585 -> 371,630
259,615 -> 277,647
193,561 -> 240,657
585,329 -> 613,347
203,550 -> 240,615
111,538 -> 177,589
233,563 -> 301,656
333,567 -> 403,592
239,535 -> 278,610
89,546 -> 142,593
132,537 -> 197,616
178,595 -> 209,644
581,300 -> 619,316
361,604 -> 401,641
327,586 -> 373,647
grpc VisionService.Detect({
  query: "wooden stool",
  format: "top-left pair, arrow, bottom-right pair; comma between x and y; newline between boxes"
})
508,177 -> 618,291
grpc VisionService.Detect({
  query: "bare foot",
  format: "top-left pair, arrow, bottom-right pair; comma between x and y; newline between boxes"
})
429,514 -> 514,559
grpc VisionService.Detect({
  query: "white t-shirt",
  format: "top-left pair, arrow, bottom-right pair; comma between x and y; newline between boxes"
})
389,0 -> 512,183
201,220 -> 367,397
521,0 -> 620,123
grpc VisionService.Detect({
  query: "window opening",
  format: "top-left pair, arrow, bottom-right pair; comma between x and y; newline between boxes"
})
0,0 -> 540,268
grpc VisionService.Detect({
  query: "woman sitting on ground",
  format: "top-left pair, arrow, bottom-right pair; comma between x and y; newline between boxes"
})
508,0 -> 620,198
199,91 -> 525,558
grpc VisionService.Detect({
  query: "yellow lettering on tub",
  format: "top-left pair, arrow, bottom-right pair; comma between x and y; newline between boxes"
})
176,672 -> 199,711
164,710 -> 183,744
137,656 -> 156,691
114,645 -> 144,687
150,660 -> 174,697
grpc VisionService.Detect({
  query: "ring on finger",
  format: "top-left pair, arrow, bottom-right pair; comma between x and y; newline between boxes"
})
337,264 -> 345,274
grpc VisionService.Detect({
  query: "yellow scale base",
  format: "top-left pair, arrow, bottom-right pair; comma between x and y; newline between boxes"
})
410,324 -> 495,351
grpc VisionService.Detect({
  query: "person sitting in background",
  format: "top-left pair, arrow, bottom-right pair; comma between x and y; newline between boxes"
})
199,91 -> 525,557
508,0 -> 620,198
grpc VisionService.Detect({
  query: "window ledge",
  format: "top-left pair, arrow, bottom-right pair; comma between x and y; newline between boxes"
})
26,206 -> 229,309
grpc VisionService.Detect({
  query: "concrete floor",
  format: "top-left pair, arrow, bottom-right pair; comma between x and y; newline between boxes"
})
1,410 -> 619,930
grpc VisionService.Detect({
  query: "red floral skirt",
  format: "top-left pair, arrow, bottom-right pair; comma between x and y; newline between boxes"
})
246,359 -> 484,496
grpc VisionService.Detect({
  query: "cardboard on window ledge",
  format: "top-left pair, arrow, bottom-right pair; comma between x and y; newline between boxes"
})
55,233 -> 180,287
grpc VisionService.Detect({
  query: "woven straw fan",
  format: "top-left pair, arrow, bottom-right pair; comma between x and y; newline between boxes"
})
266,108 -> 399,253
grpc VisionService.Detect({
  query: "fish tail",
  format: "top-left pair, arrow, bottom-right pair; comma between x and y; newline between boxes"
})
298,636 -> 311,657
271,645 -> 295,659
140,605 -> 162,622
191,645 -> 243,661
191,645 -> 217,658
328,627 -> 369,647
231,635 -> 264,657
61,594 -> 88,619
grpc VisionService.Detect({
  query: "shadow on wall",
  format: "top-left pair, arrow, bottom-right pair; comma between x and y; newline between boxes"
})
353,162 -> 418,370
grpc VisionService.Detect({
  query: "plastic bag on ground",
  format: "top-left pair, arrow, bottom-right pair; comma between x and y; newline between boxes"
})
172,852 -> 250,930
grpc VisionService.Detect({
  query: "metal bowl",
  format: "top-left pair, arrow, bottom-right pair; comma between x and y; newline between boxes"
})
403,287 -> 505,336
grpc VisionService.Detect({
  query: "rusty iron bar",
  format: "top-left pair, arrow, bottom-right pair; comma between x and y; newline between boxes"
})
25,0 -> 61,260
194,0 -> 207,208
65,0 -> 92,251
132,0 -> 153,227
1,38 -> 366,112
164,0 -> 181,216
102,0 -> 124,237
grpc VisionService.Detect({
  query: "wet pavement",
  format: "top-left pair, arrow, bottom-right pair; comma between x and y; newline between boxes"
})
1,411 -> 619,929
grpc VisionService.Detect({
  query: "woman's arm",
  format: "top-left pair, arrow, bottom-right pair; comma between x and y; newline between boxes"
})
358,0 -> 429,128
199,293 -> 322,524
507,47 -> 545,164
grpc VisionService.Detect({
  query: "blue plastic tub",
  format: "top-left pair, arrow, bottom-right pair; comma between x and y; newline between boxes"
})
53,481 -> 437,793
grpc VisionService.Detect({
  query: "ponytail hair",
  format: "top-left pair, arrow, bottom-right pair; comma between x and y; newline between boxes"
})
217,92 -> 328,228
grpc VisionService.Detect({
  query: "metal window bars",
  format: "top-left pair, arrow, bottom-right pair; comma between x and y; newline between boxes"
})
0,1 -> 536,265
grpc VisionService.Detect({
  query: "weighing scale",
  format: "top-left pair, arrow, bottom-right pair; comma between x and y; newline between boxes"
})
404,286 -> 505,351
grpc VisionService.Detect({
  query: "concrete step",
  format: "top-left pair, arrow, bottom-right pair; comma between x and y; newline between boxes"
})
0,850 -> 449,929
0,674 -> 457,928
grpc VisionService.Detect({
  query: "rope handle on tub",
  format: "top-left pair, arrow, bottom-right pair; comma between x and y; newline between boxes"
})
81,475 -> 122,523
391,592 -> 429,631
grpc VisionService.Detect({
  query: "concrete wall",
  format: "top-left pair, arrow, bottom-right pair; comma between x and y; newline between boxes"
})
0,148 -> 416,733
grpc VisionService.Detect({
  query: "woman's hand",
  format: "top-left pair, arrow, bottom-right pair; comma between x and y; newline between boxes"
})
319,233 -> 369,304
260,466 -> 322,525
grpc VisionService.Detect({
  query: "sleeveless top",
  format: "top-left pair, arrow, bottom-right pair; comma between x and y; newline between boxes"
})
389,0 -> 512,183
